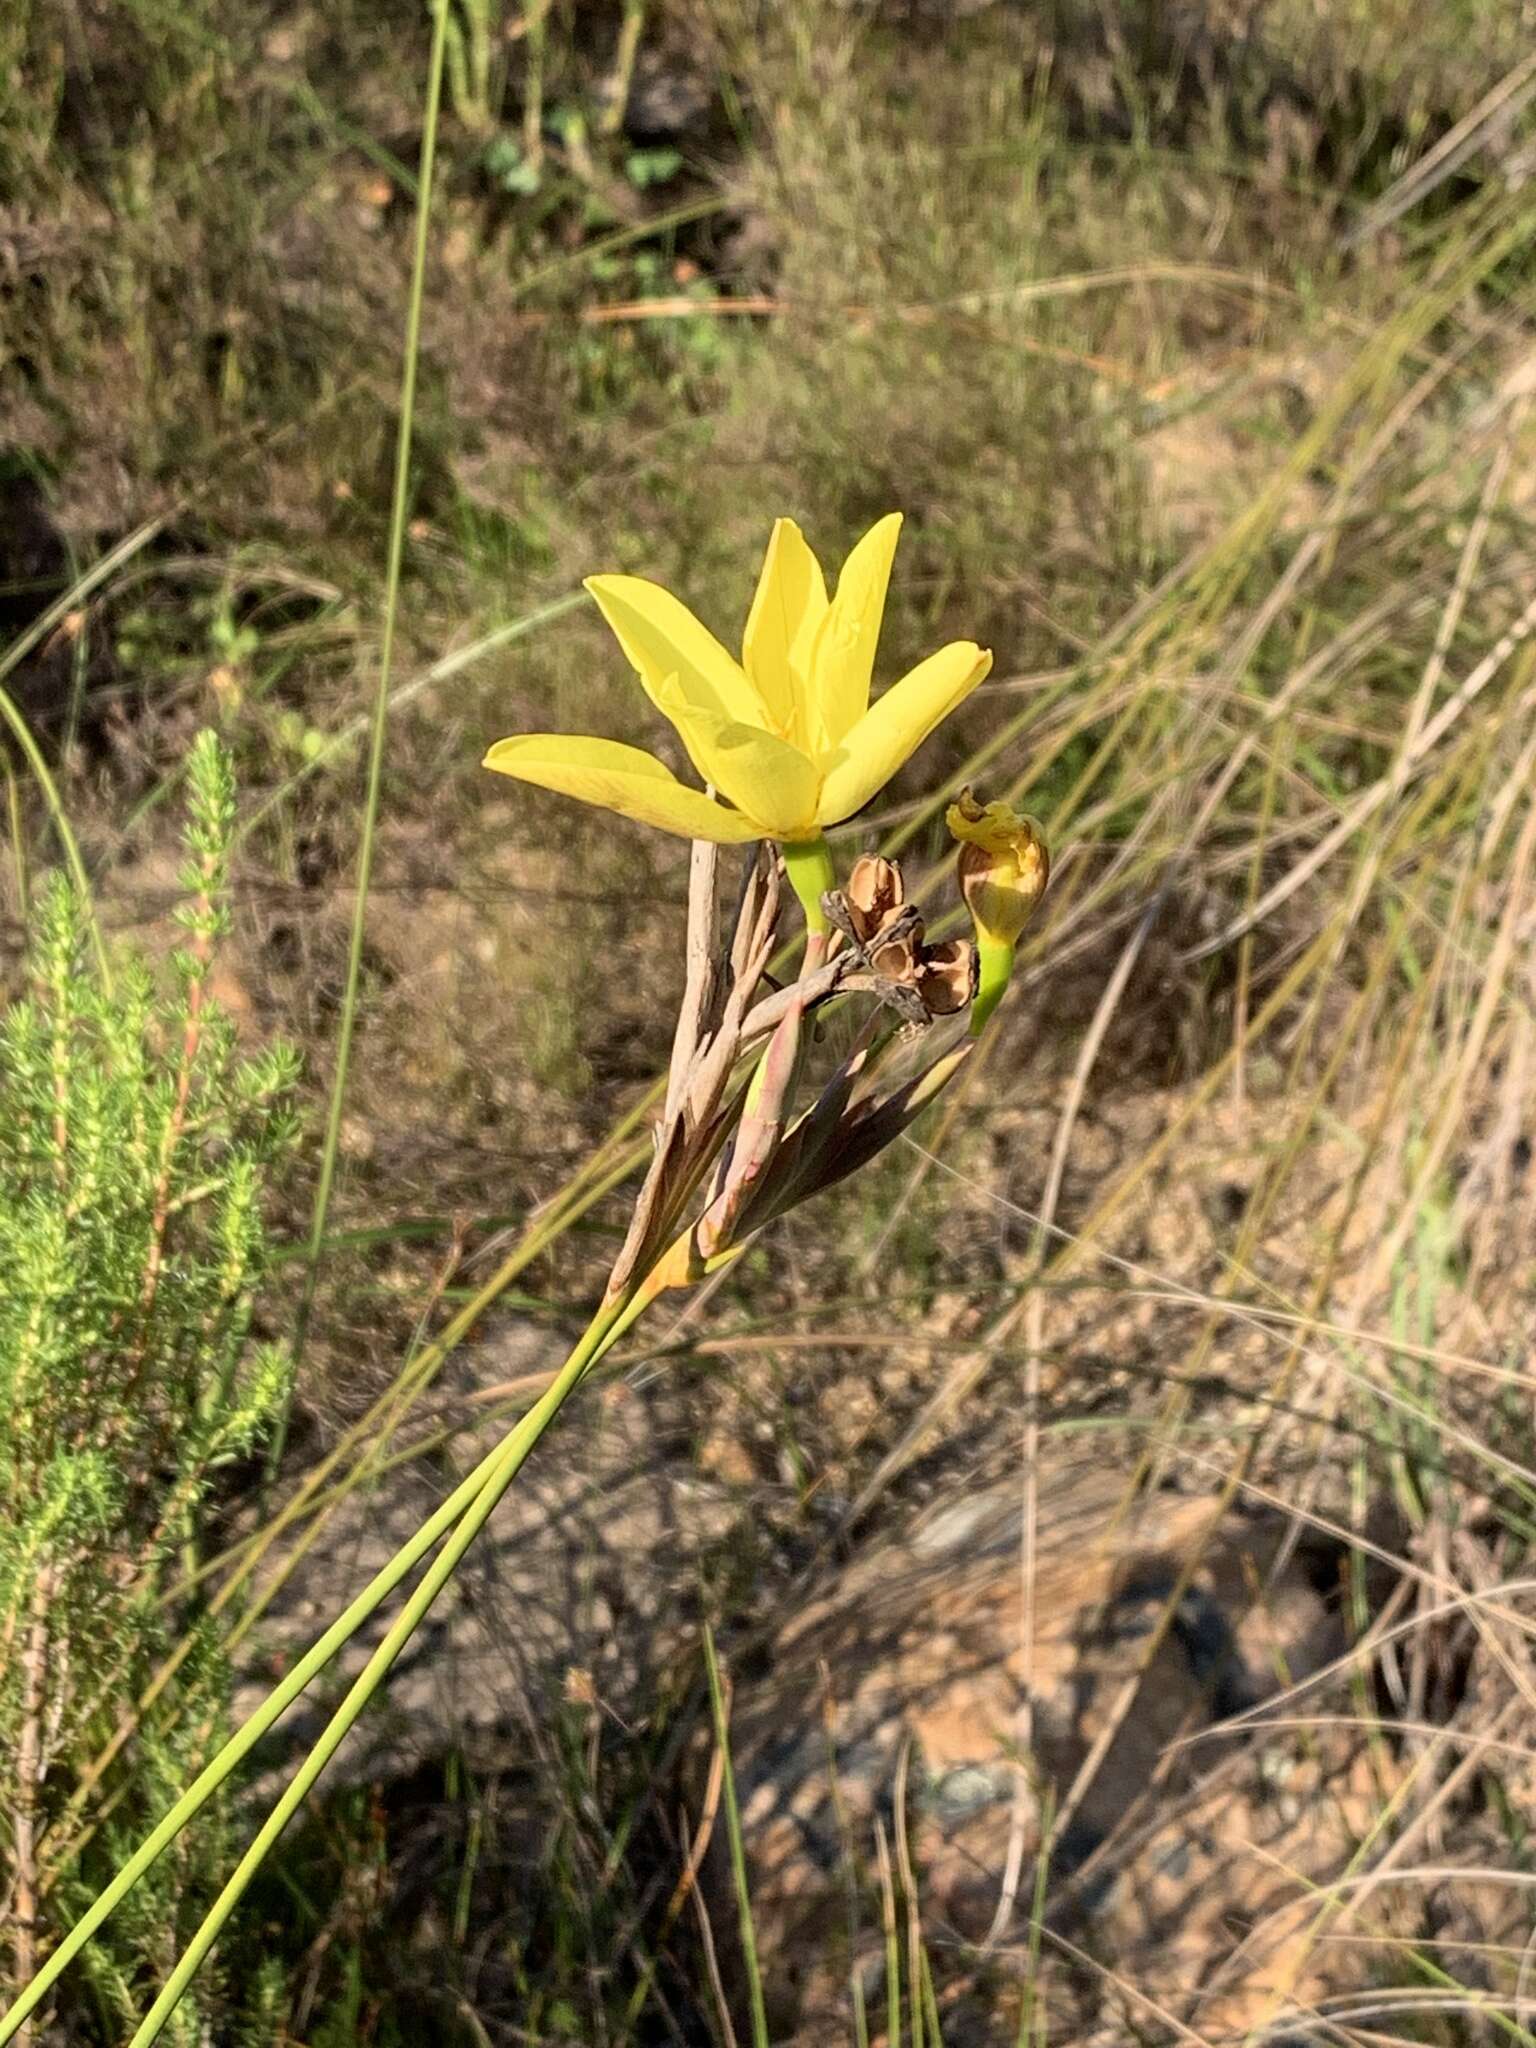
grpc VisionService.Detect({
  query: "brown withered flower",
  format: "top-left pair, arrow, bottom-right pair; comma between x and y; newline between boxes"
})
822,853 -> 977,1025
946,786 -> 1049,1034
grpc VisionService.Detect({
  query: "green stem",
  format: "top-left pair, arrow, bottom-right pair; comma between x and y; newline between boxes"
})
118,1285 -> 650,2048
781,835 -> 836,936
276,0 -> 452,1475
0,518 -> 165,996
0,1280 -> 644,2048
971,936 -> 1015,1036
702,1622 -> 770,2048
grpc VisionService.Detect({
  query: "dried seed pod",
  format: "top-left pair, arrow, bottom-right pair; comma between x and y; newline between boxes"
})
822,853 -> 913,954
825,853 -> 978,1025
844,854 -> 906,942
914,937 -> 978,1017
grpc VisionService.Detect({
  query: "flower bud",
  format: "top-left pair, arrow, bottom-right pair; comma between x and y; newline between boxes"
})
945,788 -> 1048,1032
947,788 -> 1049,943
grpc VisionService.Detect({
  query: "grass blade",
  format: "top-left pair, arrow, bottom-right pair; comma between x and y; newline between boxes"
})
701,1621 -> 770,2048
277,0 -> 453,1467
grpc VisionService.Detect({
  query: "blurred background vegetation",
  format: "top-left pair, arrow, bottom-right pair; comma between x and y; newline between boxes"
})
5,0 -> 1536,2040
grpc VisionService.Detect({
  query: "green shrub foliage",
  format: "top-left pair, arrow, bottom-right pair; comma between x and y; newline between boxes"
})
0,733 -> 299,2042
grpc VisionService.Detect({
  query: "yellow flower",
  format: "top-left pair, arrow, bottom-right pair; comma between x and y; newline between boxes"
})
946,787 -> 1048,1032
483,515 -> 992,850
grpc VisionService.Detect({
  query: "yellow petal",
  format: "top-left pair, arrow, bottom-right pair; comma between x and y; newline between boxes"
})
816,641 -> 992,826
586,574 -> 768,736
483,734 -> 761,843
806,512 -> 903,758
742,519 -> 828,745
648,695 -> 822,840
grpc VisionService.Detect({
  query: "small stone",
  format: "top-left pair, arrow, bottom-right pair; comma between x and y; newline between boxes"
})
339,1115 -> 374,1160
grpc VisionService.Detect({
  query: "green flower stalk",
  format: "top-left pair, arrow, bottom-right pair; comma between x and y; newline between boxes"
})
781,835 -> 837,935
946,787 -> 1050,1034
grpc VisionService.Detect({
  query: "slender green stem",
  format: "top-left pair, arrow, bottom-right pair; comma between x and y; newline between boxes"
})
0,1455 -> 481,2043
3,751 -> 27,915
970,936 -> 1015,1036
120,1285 -> 649,2048
522,0 -> 550,169
276,0 -> 452,1471
0,686 -> 102,981
34,1121 -> 658,1890
702,1621 -> 770,2048
0,1281 -> 649,2047
600,0 -> 645,135
781,835 -> 836,935
0,1464 -> 459,2037
0,1311 -> 624,2041
0,518 -> 162,992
